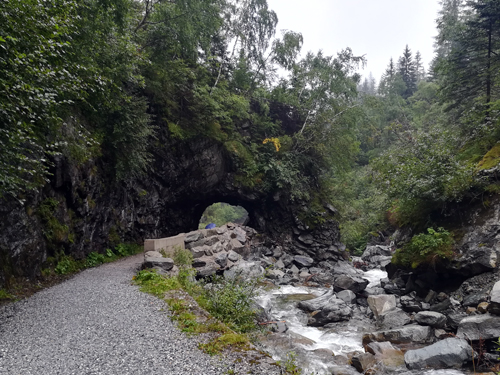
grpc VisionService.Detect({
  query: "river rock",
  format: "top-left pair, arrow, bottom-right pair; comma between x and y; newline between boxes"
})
308,299 -> 353,326
298,288 -> 336,312
363,325 -> 433,346
145,250 -> 163,258
334,275 -> 368,293
366,341 -> 405,367
267,269 -> 285,279
214,252 -> 228,268
456,313 -> 500,340
478,302 -> 489,313
281,253 -> 293,267
488,280 -> 500,314
293,255 -> 314,268
190,246 -> 207,259
367,294 -> 396,318
463,288 -> 489,307
184,231 -> 202,243
404,338 -> 471,370
337,290 -> 357,304
361,244 -> 393,259
378,308 -> 411,330
447,313 -> 467,330
223,260 -> 263,280
143,256 -> 174,271
275,259 -> 285,269
351,352 -> 376,373
227,250 -> 240,262
196,260 -> 220,277
229,238 -> 245,255
232,226 -> 247,243
415,311 -> 447,328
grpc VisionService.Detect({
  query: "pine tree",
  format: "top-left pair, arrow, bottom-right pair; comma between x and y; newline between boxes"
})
438,0 -> 500,110
398,45 -> 417,98
414,51 -> 426,82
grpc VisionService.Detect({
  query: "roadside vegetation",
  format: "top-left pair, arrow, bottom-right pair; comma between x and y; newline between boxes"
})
133,248 -> 260,356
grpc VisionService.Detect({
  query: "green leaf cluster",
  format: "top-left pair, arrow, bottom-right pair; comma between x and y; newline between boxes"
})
392,227 -> 454,269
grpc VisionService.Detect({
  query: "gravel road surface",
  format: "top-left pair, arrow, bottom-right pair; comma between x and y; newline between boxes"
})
0,255 -> 231,375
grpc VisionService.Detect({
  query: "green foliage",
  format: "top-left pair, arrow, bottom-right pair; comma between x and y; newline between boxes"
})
0,0 -> 84,199
85,252 -> 105,268
373,126 -> 477,224
199,333 -> 249,356
37,198 -> 71,246
173,247 -> 194,268
134,270 -> 181,297
0,289 -> 14,300
478,143 -> 500,170
328,167 -> 388,254
199,203 -> 248,228
54,255 -> 81,275
277,352 -> 303,375
204,275 -> 259,333
392,227 -> 454,269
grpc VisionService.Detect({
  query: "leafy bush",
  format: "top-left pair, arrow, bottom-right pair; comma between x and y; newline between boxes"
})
392,227 -> 454,269
54,255 -> 81,275
204,275 -> 258,333
85,252 -> 105,268
374,127 -> 478,225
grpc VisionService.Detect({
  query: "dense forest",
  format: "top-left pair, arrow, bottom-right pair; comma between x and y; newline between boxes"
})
1,0 -> 500,264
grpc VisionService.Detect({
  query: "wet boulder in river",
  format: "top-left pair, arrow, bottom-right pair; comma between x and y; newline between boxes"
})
307,299 -> 353,326
334,274 -> 368,293
404,338 -> 471,370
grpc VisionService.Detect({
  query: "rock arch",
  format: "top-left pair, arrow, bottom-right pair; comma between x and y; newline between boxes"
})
0,136 -> 343,284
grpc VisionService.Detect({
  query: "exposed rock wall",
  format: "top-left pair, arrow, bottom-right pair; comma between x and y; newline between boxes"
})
0,135 -> 342,286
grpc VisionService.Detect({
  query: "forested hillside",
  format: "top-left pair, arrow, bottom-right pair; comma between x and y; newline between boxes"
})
1,0 -> 500,280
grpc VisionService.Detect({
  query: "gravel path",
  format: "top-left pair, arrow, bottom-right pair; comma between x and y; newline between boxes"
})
0,255 -> 230,375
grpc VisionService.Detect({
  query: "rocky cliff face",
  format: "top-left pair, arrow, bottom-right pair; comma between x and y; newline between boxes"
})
0,134 -> 342,286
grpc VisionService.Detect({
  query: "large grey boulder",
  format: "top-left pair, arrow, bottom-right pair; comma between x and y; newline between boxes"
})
334,275 -> 368,293
293,255 -> 314,268
232,226 -> 247,243
415,311 -> 447,328
190,246 -> 207,259
337,290 -> 357,304
229,238 -> 246,255
307,299 -> 353,326
366,341 -> 405,368
404,338 -> 471,370
298,288 -> 336,312
361,245 -> 393,259
223,261 -> 264,280
214,252 -> 228,268
184,231 -> 202,243
227,250 -> 240,262
378,308 -> 410,330
456,313 -> 500,340
143,256 -> 174,271
363,325 -> 433,346
367,294 -> 396,318
350,352 -> 376,373
488,280 -> 500,314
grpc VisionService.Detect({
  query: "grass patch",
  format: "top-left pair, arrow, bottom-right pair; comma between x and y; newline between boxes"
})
133,264 -> 261,355
0,289 -> 14,300
199,333 -> 250,355
478,143 -> 500,170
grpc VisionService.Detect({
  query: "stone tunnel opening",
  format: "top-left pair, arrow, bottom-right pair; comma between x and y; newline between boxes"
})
198,202 -> 249,229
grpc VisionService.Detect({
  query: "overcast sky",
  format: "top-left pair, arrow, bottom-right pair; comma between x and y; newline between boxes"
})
266,0 -> 441,84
